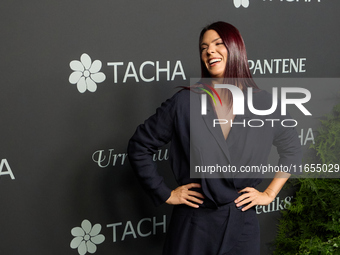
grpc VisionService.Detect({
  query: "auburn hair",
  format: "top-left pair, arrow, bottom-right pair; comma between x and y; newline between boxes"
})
199,21 -> 258,90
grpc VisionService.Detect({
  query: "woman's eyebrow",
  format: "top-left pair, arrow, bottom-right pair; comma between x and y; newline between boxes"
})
212,37 -> 222,42
200,37 -> 222,46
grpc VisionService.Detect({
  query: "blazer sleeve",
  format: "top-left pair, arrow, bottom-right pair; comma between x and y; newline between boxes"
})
273,115 -> 302,173
127,93 -> 179,206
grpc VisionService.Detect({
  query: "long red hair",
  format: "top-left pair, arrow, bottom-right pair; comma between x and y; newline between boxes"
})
199,21 -> 258,90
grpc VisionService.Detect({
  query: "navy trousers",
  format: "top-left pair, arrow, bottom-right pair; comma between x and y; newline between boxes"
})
163,203 -> 260,255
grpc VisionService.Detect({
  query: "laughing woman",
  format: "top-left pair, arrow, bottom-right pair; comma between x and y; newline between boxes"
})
128,21 -> 301,255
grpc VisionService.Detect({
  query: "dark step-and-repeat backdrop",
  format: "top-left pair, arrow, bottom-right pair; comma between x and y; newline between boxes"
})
1,1 -> 339,254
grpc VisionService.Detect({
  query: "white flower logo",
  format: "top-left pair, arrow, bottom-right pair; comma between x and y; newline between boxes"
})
70,219 -> 105,255
69,53 -> 106,93
233,0 -> 249,8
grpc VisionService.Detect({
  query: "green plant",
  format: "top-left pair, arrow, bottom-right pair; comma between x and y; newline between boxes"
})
274,103 -> 340,255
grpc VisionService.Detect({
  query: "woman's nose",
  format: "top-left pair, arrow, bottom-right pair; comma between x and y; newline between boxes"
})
207,46 -> 215,54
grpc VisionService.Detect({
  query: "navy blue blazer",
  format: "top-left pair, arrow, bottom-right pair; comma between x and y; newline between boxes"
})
128,88 -> 302,207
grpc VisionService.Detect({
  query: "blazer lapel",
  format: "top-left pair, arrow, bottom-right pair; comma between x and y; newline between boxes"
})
226,111 -> 251,148
201,98 -> 232,164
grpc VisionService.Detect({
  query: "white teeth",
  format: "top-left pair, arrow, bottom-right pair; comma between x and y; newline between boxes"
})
209,59 -> 221,65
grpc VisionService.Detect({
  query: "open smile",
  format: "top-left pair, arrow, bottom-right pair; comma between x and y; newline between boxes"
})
208,58 -> 222,66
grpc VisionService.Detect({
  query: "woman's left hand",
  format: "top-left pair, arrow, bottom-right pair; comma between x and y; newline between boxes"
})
234,187 -> 275,211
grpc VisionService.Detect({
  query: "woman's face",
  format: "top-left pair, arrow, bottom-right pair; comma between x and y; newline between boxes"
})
200,29 -> 228,78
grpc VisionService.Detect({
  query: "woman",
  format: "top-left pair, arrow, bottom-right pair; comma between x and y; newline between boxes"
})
128,21 -> 301,255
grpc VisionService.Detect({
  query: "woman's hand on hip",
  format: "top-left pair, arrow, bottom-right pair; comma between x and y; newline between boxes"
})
234,187 -> 275,211
166,183 -> 204,208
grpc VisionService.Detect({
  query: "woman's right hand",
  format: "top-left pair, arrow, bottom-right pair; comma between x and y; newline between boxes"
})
165,183 -> 205,208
